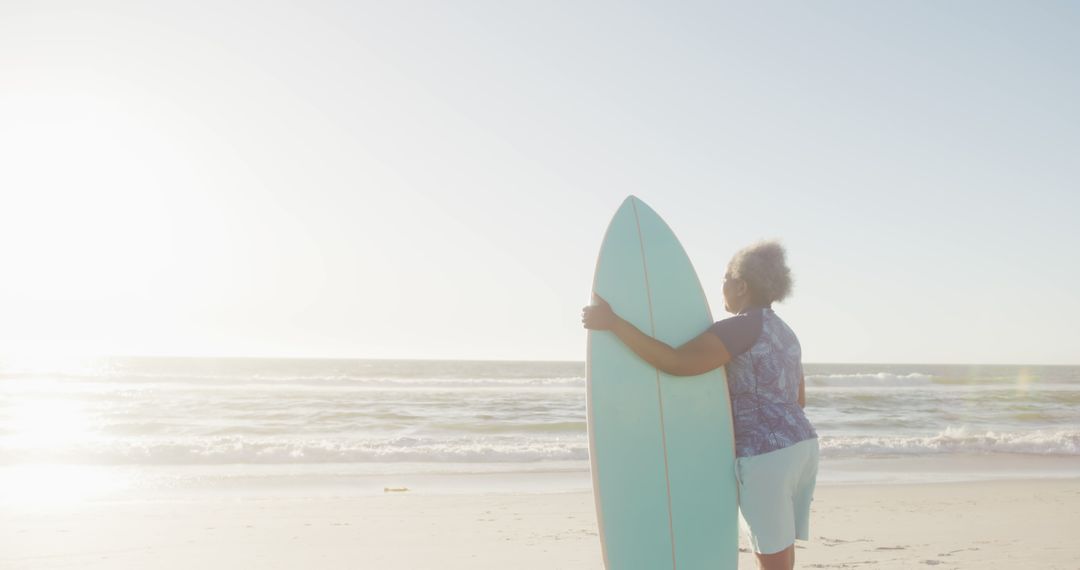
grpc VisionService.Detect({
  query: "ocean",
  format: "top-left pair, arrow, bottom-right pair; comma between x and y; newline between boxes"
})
2,358 -> 1078,502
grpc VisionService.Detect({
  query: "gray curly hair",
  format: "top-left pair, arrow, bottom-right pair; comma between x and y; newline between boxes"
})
727,240 -> 793,305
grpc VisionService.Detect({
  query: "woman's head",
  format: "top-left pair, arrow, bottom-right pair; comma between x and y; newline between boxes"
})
722,240 -> 793,314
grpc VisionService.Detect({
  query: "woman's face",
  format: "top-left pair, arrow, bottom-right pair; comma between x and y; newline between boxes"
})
722,271 -> 750,314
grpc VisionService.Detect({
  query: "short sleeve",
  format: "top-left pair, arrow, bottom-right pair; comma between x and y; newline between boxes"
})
708,309 -> 764,358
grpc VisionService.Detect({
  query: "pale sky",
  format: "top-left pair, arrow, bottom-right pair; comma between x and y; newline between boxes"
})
1,1 -> 1077,364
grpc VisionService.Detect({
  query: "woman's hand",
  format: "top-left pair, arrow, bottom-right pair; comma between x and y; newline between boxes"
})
582,295 -> 620,331
582,294 -> 731,376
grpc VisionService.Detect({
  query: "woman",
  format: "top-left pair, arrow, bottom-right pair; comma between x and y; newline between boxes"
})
581,240 -> 818,570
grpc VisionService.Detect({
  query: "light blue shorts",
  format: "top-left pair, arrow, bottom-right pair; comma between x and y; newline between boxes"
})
735,437 -> 819,555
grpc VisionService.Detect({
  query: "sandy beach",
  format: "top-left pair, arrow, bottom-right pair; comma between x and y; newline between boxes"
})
3,477 -> 1078,569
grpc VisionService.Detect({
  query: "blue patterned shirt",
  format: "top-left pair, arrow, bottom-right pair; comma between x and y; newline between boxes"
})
709,306 -> 817,458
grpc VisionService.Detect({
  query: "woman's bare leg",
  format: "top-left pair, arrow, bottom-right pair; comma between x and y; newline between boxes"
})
755,543 -> 794,570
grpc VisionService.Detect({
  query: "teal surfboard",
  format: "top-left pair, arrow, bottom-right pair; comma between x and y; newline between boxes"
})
587,196 -> 737,569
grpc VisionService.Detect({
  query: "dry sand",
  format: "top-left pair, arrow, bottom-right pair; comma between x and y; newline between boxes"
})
3,478 -> 1078,569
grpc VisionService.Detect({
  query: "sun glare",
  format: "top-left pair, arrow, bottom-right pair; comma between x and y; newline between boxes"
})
0,352 -> 103,375
0,394 -> 121,507
1014,368 -> 1035,396
6,398 -> 92,450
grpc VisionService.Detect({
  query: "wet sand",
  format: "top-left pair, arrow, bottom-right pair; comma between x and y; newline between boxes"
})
2,478 -> 1078,569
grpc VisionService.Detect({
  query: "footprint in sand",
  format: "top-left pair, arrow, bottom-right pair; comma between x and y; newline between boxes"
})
818,536 -> 871,547
938,547 -> 980,557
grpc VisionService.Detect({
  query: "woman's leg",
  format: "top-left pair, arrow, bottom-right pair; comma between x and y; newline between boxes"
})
755,543 -> 794,570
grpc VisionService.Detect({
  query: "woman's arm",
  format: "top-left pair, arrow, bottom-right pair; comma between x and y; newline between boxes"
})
583,296 -> 731,376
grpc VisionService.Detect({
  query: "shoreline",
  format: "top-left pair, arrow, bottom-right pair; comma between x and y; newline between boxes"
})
5,453 -> 1080,504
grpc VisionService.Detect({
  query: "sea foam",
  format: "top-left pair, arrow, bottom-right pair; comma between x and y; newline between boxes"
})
820,426 -> 1080,457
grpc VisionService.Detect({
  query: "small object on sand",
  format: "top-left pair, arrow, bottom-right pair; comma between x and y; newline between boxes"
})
383,486 -> 410,493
